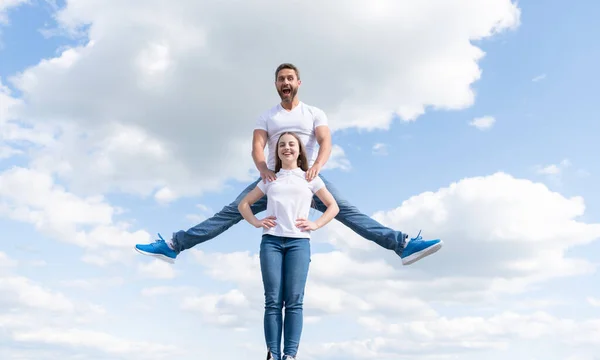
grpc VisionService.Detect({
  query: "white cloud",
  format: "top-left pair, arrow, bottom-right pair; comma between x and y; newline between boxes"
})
538,164 -> 560,175
0,145 -> 22,159
587,297 -> 600,307
0,0 -> 27,25
0,166 -> 151,265
324,145 -> 352,171
469,115 -> 496,130
0,79 -> 19,121
0,79 -> 33,161
534,159 -> 583,187
308,311 -> 600,359
532,73 -> 547,82
0,254 -> 178,359
0,276 -> 75,312
137,259 -> 177,279
181,289 -> 254,329
192,250 -> 262,289
0,167 -> 113,226
186,203 -> 213,224
372,143 -> 388,156
59,277 -> 125,291
536,158 -> 571,175
0,251 -> 18,268
141,285 -> 198,297
12,328 -> 180,358
195,204 -> 212,213
154,186 -> 178,203
365,173 -> 600,283
5,0 -> 520,198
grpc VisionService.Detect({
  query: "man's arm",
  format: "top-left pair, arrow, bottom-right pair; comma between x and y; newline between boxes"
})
252,129 -> 276,183
313,125 -> 332,168
306,125 -> 332,181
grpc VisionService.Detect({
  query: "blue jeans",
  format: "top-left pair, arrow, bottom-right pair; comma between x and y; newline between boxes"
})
260,234 -> 310,360
171,175 -> 405,252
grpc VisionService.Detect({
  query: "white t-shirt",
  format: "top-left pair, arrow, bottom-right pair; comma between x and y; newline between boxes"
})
256,167 -> 326,239
255,102 -> 328,171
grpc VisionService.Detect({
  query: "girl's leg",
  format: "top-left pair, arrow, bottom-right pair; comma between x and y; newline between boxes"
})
282,237 -> 311,358
260,235 -> 285,360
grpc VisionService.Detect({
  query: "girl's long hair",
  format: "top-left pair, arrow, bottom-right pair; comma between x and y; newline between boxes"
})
274,132 -> 309,173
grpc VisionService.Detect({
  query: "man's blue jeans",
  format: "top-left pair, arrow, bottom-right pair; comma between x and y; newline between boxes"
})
260,234 -> 310,360
171,175 -> 405,252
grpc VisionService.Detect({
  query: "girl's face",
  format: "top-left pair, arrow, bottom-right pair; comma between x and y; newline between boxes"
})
278,133 -> 300,163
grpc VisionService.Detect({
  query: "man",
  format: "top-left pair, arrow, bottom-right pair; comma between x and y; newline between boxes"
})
135,63 -> 443,265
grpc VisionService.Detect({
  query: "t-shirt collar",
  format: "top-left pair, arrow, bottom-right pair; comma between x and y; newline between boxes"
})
278,167 -> 303,175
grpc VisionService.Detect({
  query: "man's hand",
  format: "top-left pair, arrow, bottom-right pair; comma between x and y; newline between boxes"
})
253,130 -> 275,184
254,216 -> 277,229
296,217 -> 319,232
305,163 -> 322,182
260,169 -> 277,183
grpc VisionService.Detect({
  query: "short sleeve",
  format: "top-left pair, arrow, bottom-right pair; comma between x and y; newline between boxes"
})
308,176 -> 326,194
313,108 -> 328,128
256,180 -> 268,194
255,114 -> 268,131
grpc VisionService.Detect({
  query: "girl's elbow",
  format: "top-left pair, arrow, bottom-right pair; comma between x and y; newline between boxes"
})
332,203 -> 340,216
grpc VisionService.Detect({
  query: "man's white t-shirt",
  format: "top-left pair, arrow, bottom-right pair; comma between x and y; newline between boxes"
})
256,167 -> 325,239
255,102 -> 328,171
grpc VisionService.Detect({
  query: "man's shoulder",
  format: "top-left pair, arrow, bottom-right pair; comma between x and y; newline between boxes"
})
256,104 -> 281,123
299,102 -> 326,116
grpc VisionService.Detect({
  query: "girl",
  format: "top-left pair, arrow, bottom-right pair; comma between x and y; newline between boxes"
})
238,131 -> 339,360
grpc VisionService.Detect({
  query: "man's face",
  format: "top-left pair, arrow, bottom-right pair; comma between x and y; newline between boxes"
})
275,69 -> 301,102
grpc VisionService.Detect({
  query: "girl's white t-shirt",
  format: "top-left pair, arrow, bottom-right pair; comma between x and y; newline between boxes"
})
256,168 -> 325,239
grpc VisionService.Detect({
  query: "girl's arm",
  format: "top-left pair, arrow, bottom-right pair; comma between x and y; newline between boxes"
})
296,187 -> 339,231
313,187 -> 339,229
238,187 -> 276,229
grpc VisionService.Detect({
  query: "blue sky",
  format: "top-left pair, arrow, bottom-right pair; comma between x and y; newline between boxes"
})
1,1 -> 600,359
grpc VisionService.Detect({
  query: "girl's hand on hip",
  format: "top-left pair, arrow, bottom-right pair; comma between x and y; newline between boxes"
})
255,216 -> 277,229
296,218 -> 318,231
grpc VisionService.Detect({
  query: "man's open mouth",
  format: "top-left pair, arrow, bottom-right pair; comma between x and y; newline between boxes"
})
282,87 -> 291,95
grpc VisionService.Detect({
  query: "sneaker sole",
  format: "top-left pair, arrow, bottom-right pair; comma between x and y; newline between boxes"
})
401,240 -> 443,266
134,247 -> 176,264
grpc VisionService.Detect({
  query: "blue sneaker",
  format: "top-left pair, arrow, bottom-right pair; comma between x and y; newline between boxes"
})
398,230 -> 443,265
134,233 -> 178,264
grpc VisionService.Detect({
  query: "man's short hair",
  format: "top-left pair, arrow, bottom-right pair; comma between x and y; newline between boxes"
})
275,63 -> 300,80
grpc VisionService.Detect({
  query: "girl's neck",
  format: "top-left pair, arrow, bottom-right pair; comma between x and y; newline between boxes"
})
280,162 -> 299,171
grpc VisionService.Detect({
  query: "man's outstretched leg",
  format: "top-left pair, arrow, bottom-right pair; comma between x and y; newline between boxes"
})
313,175 -> 442,265
134,178 -> 267,263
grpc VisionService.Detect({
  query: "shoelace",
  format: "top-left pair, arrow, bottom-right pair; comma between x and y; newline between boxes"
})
154,233 -> 166,244
412,229 -> 422,241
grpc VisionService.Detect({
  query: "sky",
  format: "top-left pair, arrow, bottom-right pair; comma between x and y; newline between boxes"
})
1,0 -> 600,359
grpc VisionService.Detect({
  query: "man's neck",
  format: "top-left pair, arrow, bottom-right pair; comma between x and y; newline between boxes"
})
280,97 -> 300,111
